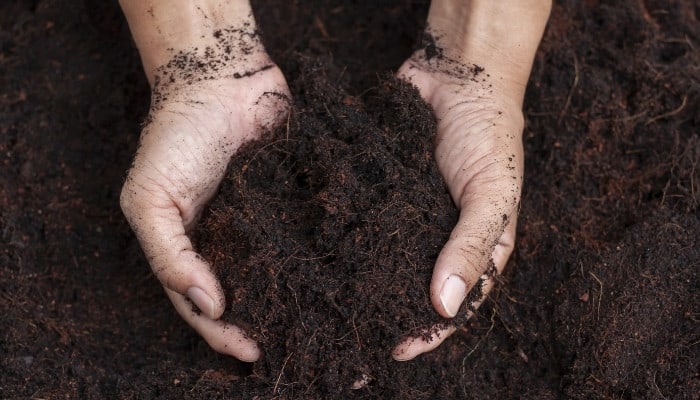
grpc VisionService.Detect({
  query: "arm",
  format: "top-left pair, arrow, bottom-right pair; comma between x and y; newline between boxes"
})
394,0 -> 551,360
120,0 -> 256,84
422,0 -> 551,100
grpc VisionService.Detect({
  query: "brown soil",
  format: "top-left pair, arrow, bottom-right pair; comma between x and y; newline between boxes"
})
1,1 -> 698,399
196,64 -> 467,398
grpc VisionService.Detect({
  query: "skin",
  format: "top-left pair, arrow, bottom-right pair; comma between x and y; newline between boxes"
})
118,0 -> 551,364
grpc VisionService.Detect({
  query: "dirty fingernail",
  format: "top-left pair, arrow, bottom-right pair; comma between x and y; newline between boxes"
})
186,286 -> 215,319
440,275 -> 467,318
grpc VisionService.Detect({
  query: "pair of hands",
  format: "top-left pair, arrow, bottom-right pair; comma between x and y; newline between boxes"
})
120,46 -> 524,362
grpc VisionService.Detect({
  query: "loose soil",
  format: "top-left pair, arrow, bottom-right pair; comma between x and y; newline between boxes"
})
197,64 -> 466,398
1,1 -> 698,399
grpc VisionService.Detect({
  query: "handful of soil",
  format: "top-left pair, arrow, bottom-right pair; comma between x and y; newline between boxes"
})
196,58 -> 464,397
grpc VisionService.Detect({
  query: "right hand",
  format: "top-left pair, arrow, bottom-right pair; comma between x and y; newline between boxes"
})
120,55 -> 290,361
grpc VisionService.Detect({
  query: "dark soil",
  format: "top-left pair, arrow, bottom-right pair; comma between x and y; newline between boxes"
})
197,64 -> 466,397
1,0 -> 698,399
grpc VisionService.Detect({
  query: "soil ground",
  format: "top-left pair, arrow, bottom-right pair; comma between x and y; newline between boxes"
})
1,1 -> 698,399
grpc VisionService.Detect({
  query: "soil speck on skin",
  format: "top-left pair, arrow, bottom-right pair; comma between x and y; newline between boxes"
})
149,22 -> 269,112
422,31 -> 442,61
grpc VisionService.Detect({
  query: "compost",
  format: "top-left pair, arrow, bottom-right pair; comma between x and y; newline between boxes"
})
1,1 -> 698,399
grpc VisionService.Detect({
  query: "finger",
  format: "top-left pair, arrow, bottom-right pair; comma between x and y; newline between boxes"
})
431,203 -> 518,318
393,274 -> 498,361
166,288 -> 260,361
120,182 -> 225,320
392,326 -> 457,362
251,85 -> 291,131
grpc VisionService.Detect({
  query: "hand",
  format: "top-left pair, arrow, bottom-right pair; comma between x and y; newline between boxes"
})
390,0 -> 550,362
120,55 -> 290,361
391,46 -> 525,361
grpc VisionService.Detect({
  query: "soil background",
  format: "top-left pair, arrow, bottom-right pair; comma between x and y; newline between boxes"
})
1,0 -> 698,399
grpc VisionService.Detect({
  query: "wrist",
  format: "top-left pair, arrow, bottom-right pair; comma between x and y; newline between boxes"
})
120,0 -> 262,85
425,0 -> 551,96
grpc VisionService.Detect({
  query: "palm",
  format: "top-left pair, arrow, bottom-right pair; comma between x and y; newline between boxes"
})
132,70 -> 288,225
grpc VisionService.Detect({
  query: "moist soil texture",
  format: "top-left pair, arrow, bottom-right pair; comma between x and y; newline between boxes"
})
196,66 -> 467,398
1,1 -> 699,399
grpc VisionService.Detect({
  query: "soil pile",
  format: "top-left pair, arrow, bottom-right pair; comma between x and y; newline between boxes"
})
196,59 -> 465,398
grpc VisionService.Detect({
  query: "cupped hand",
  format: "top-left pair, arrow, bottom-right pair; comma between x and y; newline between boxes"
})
120,58 -> 290,361
392,49 -> 525,361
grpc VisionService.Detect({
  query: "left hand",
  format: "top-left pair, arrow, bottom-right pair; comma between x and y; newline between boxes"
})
392,48 -> 524,361
391,0 -> 551,361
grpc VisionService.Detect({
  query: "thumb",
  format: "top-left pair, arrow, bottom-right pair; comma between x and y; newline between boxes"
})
120,182 -> 225,320
431,192 -> 518,318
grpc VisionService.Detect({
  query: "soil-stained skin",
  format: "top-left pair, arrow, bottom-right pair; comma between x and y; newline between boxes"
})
148,20 -> 274,113
412,29 -> 488,84
404,28 -> 523,289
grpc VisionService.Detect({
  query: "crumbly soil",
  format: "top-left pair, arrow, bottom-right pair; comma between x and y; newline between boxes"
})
196,62 -> 467,398
1,1 -> 698,399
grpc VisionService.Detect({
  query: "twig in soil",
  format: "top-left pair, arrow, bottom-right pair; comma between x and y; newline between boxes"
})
499,287 -> 528,305
286,280 -> 305,331
558,53 -> 579,124
650,370 -> 669,400
645,95 -> 688,125
588,271 -> 604,320
313,15 -> 330,39
460,308 -> 497,396
351,314 -> 362,349
289,251 -> 336,261
322,103 -> 334,120
638,0 -> 661,30
609,110 -> 647,123
588,372 -> 605,385
490,292 -> 517,337
242,138 -> 298,172
285,111 -> 291,140
273,351 -> 294,395
662,35 -> 695,50
303,376 -> 321,397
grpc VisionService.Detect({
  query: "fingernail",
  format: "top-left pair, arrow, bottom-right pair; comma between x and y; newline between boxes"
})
440,275 -> 467,317
186,286 -> 215,319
